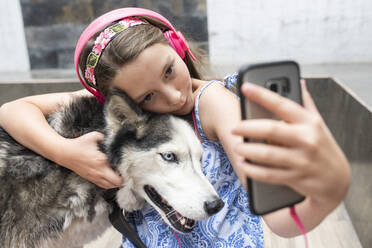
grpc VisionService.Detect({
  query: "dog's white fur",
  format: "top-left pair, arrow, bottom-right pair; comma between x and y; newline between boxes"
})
116,118 -> 219,222
43,117 -> 219,247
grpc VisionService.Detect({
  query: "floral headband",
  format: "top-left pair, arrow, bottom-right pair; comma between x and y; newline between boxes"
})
84,17 -> 146,88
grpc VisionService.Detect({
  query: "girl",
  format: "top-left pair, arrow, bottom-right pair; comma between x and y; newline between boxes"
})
0,7 -> 350,247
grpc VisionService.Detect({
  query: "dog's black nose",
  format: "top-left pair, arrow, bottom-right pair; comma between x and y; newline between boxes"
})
204,198 -> 225,216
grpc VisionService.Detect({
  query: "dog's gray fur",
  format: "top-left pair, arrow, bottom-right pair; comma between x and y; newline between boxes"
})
0,89 -> 223,248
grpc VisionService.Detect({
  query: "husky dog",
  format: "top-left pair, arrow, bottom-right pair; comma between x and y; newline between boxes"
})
0,89 -> 224,248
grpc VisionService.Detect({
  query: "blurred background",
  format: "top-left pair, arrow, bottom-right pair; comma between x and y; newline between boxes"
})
1,1 -> 372,247
1,2 -> 371,68
208,0 -> 372,66
2,0 -> 207,71
2,0 -> 372,104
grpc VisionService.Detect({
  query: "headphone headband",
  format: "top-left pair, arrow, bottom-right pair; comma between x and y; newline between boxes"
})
74,7 -> 195,103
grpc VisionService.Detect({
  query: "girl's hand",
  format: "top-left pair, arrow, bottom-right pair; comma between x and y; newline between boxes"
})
232,80 -> 350,210
57,131 -> 123,189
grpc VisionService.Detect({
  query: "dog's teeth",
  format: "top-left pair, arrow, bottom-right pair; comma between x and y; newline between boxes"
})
180,218 -> 186,225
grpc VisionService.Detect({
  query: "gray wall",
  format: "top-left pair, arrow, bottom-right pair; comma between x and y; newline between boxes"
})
306,78 -> 372,248
18,0 -> 207,70
4,0 -> 372,71
207,0 -> 372,67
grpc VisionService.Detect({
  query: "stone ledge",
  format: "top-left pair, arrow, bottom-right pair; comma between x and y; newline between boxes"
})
0,69 -> 77,84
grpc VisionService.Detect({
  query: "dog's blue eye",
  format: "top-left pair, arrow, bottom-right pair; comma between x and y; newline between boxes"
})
160,152 -> 177,162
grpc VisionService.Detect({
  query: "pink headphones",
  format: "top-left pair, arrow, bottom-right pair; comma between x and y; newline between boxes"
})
74,7 -> 196,103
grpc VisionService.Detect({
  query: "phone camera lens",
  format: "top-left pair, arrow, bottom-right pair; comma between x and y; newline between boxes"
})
269,83 -> 278,92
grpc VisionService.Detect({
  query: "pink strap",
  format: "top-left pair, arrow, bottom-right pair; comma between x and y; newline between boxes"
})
192,111 -> 198,134
290,206 -> 309,248
174,231 -> 182,248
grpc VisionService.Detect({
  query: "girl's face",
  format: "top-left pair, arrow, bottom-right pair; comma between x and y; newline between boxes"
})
112,43 -> 193,116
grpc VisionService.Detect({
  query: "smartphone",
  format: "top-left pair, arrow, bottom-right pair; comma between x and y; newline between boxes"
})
237,61 -> 305,215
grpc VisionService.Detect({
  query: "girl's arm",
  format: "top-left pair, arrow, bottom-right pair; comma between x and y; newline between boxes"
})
198,81 -> 350,237
0,90 -> 123,189
197,83 -> 249,186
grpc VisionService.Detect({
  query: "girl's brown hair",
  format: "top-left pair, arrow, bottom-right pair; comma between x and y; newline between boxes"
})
79,19 -> 207,97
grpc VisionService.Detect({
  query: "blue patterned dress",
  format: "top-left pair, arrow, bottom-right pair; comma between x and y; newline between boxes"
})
121,73 -> 264,247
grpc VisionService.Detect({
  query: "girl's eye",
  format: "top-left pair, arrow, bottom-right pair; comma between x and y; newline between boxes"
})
159,152 -> 178,163
142,92 -> 154,105
165,65 -> 174,78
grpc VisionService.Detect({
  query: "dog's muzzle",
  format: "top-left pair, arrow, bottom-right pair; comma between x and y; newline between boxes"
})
144,185 -> 198,232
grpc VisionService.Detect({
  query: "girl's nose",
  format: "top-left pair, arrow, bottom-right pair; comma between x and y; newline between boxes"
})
164,87 -> 182,105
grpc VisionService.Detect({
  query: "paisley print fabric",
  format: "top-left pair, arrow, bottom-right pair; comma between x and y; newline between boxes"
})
121,74 -> 264,247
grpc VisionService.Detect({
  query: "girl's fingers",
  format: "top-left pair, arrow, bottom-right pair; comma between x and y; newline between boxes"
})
241,82 -> 309,123
237,160 -> 296,185
105,169 -> 124,187
300,79 -> 320,114
99,178 -> 119,189
232,119 -> 304,147
92,172 -> 122,189
234,142 -> 303,169
100,162 -> 123,187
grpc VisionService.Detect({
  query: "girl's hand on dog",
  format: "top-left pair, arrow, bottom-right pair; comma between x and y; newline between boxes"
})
57,131 -> 123,189
232,80 -> 350,211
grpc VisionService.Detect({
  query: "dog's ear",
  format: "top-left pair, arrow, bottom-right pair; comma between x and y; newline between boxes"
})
104,88 -> 148,137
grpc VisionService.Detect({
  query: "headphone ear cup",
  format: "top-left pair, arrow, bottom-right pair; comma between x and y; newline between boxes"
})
164,30 -> 196,61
